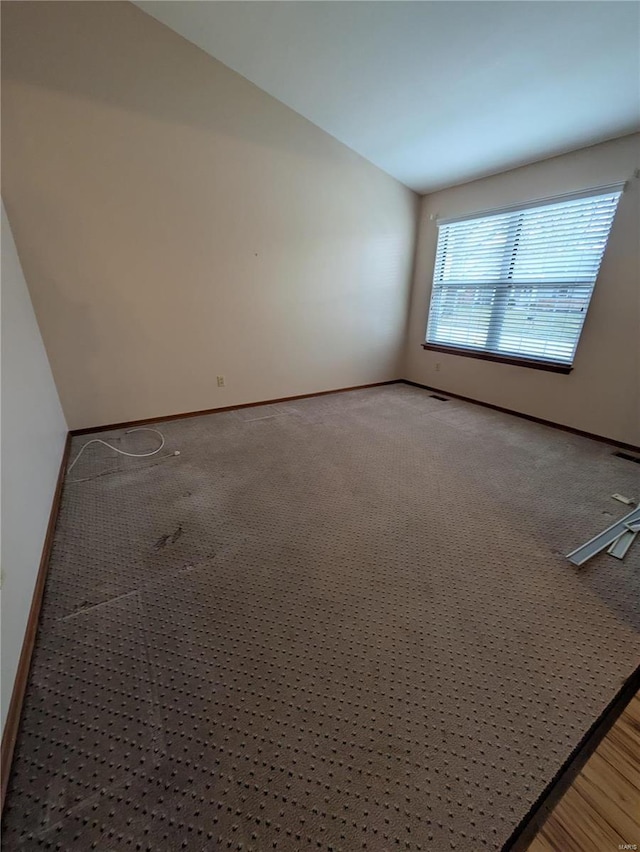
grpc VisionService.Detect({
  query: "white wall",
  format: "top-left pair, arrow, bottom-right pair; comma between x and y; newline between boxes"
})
2,1 -> 418,431
1,202 -> 68,734
405,135 -> 640,447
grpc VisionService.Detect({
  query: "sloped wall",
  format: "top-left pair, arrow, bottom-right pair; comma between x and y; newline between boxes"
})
2,1 -> 418,430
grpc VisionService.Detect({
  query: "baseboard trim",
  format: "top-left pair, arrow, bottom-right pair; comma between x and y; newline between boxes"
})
1,433 -> 72,812
401,380 -> 640,453
71,378 -> 640,451
70,380 -> 401,435
503,663 -> 640,851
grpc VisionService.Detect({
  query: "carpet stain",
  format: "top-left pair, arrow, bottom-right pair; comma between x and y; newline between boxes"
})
153,524 -> 183,549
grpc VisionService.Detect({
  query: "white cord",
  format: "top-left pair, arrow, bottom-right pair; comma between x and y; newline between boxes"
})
68,451 -> 178,484
67,428 -> 167,474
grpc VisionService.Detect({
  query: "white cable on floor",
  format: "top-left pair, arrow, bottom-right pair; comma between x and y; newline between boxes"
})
67,427 -> 167,474
68,452 -> 177,484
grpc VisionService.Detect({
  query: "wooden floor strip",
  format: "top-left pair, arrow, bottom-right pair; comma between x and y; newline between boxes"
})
526,834 -> 556,852
541,784 -> 626,851
581,752 -> 638,820
574,773 -> 638,843
526,693 -> 640,852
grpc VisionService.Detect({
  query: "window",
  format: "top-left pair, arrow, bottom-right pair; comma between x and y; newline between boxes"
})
424,186 -> 623,371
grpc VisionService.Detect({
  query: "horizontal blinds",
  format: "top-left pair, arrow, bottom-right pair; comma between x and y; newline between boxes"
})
436,181 -> 626,226
426,190 -> 622,365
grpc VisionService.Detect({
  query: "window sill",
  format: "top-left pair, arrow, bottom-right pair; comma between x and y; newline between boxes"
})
421,343 -> 573,374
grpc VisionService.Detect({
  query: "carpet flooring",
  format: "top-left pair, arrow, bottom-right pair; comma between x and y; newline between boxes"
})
3,384 -> 640,851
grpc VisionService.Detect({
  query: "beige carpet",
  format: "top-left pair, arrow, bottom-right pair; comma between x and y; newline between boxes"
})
3,384 -> 639,851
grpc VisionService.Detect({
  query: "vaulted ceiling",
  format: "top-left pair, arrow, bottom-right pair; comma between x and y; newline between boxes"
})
135,1 -> 640,193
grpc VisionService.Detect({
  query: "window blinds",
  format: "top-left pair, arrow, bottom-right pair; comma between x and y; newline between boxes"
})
425,188 -> 623,365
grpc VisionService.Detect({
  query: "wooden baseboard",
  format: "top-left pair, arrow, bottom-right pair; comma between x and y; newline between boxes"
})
71,377 -> 640,450
70,380 -> 401,436
1,433 -> 72,812
401,380 -> 640,453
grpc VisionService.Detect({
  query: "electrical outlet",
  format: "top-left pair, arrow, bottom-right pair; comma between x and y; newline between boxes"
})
217,375 -> 225,388
435,362 -> 441,372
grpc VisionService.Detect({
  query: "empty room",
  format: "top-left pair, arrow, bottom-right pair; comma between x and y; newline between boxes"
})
2,1 -> 639,850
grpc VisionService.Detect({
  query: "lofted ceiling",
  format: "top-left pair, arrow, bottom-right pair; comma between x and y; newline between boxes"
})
135,1 -> 640,193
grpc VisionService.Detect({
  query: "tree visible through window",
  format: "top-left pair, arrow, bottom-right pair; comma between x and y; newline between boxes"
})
425,187 -> 623,366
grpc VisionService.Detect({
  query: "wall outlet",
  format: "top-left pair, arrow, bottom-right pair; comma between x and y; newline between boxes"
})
217,375 -> 225,387
435,362 -> 441,372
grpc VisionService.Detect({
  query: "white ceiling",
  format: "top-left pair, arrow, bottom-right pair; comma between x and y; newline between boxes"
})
135,1 -> 640,193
